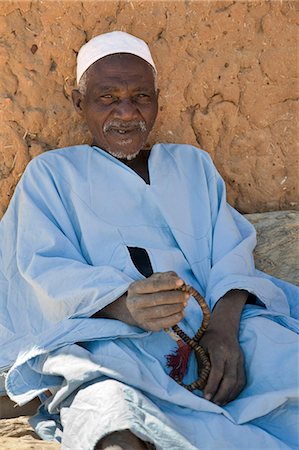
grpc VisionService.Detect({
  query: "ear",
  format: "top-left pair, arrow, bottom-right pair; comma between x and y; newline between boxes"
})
72,89 -> 84,115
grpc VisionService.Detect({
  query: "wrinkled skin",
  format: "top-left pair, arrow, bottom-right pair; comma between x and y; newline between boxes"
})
93,272 -> 188,332
126,272 -> 188,331
197,289 -> 247,405
199,332 -> 246,406
72,53 -> 158,161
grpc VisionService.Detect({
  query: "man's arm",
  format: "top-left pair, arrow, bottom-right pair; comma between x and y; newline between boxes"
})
94,275 -> 248,405
92,272 -> 189,331
198,289 -> 248,405
92,292 -> 136,323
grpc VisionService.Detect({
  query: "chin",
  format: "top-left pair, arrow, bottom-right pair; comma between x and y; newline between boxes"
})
108,148 -> 141,160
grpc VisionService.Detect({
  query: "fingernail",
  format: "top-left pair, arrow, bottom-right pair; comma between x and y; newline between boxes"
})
175,279 -> 184,287
204,393 -> 212,401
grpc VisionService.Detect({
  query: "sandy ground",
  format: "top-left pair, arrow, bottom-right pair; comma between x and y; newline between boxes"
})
0,416 -> 59,449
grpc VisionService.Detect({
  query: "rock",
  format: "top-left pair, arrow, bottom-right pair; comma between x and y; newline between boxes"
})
245,210 -> 299,285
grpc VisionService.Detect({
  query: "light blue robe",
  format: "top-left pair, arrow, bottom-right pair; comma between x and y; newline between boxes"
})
0,144 -> 298,449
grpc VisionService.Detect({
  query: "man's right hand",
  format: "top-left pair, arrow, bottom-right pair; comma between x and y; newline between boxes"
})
126,272 -> 189,331
93,271 -> 189,331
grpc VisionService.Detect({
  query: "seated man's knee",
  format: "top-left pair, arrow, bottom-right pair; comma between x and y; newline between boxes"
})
94,429 -> 154,450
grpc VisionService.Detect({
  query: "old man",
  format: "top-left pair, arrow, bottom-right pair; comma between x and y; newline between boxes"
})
0,31 -> 298,450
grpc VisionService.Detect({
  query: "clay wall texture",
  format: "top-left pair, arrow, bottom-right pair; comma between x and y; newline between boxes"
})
0,0 -> 298,217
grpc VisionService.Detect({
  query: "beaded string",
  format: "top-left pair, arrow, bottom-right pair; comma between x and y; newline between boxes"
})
165,284 -> 211,391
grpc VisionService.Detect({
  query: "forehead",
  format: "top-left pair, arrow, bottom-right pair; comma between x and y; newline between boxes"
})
86,54 -> 156,91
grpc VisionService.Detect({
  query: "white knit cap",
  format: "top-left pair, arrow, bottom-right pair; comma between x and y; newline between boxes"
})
76,31 -> 156,84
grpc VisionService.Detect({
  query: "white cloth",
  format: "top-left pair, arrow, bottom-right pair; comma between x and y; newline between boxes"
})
77,31 -> 156,83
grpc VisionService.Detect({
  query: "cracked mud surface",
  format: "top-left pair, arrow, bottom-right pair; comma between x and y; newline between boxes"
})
0,1 -> 298,217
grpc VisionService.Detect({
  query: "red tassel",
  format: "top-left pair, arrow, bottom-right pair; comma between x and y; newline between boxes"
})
165,340 -> 192,381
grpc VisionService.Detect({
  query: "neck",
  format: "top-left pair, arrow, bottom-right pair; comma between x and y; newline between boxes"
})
92,142 -> 152,183
121,148 -> 151,184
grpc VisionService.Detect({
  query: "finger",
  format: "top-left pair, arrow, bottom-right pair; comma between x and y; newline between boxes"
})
223,375 -> 246,405
222,357 -> 246,405
144,312 -> 185,331
210,350 -> 246,405
131,290 -> 189,309
129,272 -> 184,295
138,302 -> 186,320
203,359 -> 225,402
210,363 -> 237,406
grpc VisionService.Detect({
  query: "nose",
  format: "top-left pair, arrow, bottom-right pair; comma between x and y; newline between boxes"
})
113,99 -> 139,121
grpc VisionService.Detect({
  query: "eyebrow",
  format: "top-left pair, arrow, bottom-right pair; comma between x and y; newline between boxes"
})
91,86 -> 116,94
91,85 -> 155,95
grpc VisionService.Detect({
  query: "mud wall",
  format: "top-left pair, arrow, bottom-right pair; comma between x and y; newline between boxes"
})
0,0 -> 298,217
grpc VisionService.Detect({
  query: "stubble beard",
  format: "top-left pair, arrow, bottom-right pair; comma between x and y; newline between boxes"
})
103,120 -> 148,160
108,149 -> 141,160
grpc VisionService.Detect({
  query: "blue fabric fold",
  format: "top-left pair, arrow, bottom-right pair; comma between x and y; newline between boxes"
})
0,143 -> 298,449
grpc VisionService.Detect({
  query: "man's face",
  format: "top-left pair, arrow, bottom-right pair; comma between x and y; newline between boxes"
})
73,53 -> 158,159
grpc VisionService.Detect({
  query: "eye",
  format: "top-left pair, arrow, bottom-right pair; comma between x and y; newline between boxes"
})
137,93 -> 149,98
134,93 -> 151,103
97,94 -> 118,105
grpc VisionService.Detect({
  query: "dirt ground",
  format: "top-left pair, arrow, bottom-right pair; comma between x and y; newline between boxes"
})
0,416 -> 59,449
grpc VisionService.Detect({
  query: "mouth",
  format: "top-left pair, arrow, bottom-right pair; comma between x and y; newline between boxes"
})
101,121 -> 148,150
104,128 -> 139,148
103,121 -> 147,138
109,128 -> 138,135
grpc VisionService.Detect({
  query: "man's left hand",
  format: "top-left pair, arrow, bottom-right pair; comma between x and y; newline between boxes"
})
197,289 -> 248,406
198,327 -> 246,406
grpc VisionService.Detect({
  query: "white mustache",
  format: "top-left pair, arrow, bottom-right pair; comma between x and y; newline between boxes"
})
103,120 -> 147,133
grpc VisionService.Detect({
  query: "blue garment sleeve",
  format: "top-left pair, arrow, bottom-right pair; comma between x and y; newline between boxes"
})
204,163 -> 290,316
10,158 -> 134,322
